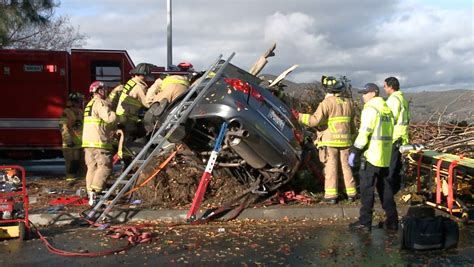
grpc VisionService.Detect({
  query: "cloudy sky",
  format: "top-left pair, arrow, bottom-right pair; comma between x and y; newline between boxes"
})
57,0 -> 473,91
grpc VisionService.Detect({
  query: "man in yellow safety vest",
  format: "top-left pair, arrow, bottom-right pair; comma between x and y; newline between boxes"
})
348,83 -> 396,232
384,77 -> 410,195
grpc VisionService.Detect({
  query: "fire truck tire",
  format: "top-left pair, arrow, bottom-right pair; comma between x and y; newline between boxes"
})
19,222 -> 28,240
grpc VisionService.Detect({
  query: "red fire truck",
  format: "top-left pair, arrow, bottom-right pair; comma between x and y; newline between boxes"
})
0,49 -> 138,159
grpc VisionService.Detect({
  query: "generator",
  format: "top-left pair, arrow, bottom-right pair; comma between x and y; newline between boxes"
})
0,165 -> 29,240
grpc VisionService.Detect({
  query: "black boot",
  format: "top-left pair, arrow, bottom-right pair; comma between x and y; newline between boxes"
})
349,221 -> 372,232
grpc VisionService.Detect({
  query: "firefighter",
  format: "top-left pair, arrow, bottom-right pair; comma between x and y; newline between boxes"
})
348,83 -> 396,232
59,92 -> 84,182
384,77 -> 410,195
150,62 -> 192,106
115,63 -> 153,164
82,81 -> 117,206
145,77 -> 163,107
294,76 -> 357,204
116,63 -> 152,137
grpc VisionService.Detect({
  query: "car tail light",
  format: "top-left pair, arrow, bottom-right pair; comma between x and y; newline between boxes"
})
45,64 -> 57,72
224,78 -> 264,102
293,129 -> 304,144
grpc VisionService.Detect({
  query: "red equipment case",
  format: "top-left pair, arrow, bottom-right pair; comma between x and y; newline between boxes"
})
0,165 -> 29,240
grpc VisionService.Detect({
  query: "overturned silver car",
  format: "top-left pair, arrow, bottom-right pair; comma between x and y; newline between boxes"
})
142,55 -> 304,192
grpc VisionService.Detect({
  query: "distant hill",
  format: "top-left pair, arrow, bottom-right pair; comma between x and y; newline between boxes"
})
260,74 -> 474,123
405,89 -> 474,123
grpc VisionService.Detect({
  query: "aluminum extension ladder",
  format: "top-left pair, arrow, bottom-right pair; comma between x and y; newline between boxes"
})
86,53 -> 235,222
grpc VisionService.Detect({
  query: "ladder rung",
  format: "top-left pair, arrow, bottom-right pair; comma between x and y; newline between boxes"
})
134,160 -> 145,165
118,180 -> 130,184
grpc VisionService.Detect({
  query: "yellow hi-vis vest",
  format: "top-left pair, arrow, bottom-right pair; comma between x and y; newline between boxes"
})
161,76 -> 190,89
354,97 -> 394,167
387,90 -> 410,145
82,99 -> 113,150
116,79 -> 141,121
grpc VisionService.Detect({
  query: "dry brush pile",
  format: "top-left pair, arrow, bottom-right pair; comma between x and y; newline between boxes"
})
409,122 -> 474,157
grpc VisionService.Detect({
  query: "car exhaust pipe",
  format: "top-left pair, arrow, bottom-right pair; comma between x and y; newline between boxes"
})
267,165 -> 290,173
217,160 -> 246,167
229,138 -> 266,169
226,129 -> 249,138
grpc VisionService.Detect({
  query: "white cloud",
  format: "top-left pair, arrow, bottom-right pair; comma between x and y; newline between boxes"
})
58,0 -> 473,91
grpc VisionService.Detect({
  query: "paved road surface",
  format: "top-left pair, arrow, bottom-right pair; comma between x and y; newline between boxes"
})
0,220 -> 472,266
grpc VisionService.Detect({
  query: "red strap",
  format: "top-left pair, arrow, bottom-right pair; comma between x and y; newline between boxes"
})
435,158 -> 443,204
49,196 -> 89,206
447,160 -> 458,214
416,152 -> 424,193
270,191 -> 312,205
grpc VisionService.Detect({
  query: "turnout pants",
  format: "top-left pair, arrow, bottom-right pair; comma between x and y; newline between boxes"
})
388,142 -> 403,195
319,147 -> 356,199
84,147 -> 113,193
62,148 -> 81,180
359,162 -> 398,226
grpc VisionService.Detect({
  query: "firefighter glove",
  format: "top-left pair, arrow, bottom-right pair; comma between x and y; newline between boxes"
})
66,143 -> 75,148
348,146 -> 362,168
291,109 -> 300,119
348,152 -> 356,168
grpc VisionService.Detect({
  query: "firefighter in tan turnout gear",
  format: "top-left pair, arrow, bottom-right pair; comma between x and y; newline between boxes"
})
59,92 -> 85,182
82,81 -> 117,206
146,62 -> 192,108
116,63 -> 152,137
115,63 -> 153,164
294,76 -> 357,204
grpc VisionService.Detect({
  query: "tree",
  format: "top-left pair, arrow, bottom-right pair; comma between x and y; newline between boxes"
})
0,0 -> 86,50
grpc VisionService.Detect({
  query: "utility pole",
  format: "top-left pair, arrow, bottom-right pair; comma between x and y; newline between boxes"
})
167,0 -> 173,70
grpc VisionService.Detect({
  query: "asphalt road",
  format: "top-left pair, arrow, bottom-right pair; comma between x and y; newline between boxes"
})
0,220 -> 473,266
0,159 -> 66,178
0,159 -> 121,179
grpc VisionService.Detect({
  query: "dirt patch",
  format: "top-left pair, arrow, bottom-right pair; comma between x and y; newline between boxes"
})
26,178 -> 86,213
131,154 -> 248,209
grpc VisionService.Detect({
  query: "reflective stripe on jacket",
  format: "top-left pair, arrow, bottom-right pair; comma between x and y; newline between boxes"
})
299,94 -> 356,148
161,76 -> 190,89
386,90 -> 410,145
82,97 -> 117,150
152,75 -> 190,104
116,77 -> 149,121
354,97 -> 394,167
